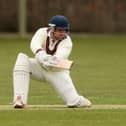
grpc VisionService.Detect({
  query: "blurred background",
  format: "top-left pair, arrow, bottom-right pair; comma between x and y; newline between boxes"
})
1,0 -> 126,106
1,1 -> 126,124
0,0 -> 126,36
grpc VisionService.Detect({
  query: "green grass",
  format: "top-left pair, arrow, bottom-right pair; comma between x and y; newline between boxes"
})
71,34 -> 126,104
0,110 -> 126,126
1,34 -> 126,126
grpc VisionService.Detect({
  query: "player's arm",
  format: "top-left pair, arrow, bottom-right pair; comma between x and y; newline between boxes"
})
50,36 -> 73,70
36,36 -> 73,70
30,28 -> 47,54
54,36 -> 73,59
30,28 -> 53,68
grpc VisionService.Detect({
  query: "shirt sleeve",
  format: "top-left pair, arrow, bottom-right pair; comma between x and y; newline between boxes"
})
54,36 -> 73,59
30,28 -> 47,54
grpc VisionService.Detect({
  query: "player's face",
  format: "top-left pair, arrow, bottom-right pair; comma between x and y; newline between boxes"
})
53,29 -> 67,40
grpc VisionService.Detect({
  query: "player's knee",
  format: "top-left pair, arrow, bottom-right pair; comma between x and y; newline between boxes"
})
14,53 -> 29,72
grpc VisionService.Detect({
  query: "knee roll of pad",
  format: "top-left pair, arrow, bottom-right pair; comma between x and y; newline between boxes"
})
14,53 -> 29,72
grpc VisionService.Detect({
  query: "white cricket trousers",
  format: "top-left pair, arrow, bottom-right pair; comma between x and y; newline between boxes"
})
13,53 -> 81,106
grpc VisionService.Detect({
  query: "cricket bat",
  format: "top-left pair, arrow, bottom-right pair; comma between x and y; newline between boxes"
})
44,58 -> 74,70
54,59 -> 73,70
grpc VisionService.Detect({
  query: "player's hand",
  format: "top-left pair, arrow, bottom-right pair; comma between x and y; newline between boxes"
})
35,51 -> 59,70
35,50 -> 51,64
41,56 -> 60,71
46,56 -> 59,65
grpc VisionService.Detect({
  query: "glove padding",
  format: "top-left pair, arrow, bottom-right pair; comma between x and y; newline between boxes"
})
35,50 -> 50,63
35,50 -> 59,70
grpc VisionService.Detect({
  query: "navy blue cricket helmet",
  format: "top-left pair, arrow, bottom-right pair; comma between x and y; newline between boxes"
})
49,15 -> 70,31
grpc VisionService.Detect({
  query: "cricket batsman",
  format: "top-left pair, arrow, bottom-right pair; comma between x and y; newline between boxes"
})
13,15 -> 92,108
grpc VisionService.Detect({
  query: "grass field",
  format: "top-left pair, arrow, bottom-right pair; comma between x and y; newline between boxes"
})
0,34 -> 126,126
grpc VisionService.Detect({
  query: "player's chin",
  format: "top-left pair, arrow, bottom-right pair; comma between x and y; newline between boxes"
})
57,35 -> 66,40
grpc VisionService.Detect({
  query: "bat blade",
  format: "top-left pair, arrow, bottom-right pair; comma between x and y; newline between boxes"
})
55,59 -> 73,70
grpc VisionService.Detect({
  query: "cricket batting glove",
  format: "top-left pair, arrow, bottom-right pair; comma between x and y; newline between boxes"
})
35,50 -> 51,63
35,50 -> 58,70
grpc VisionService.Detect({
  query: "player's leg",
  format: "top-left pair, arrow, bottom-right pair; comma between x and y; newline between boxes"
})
13,53 -> 30,108
29,58 -> 46,82
45,70 -> 91,107
13,54 -> 46,108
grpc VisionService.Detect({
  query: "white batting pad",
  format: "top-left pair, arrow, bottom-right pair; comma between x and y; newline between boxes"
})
13,53 -> 30,104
